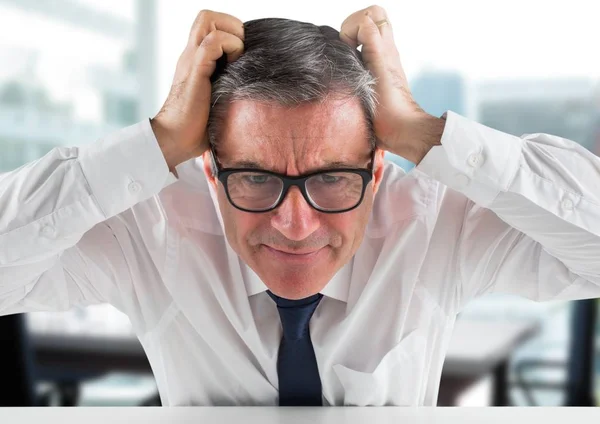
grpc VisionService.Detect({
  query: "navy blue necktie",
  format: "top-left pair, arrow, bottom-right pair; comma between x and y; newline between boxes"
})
267,290 -> 324,406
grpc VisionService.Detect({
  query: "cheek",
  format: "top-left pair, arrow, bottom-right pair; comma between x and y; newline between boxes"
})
216,188 -> 241,248
216,187 -> 266,251
341,190 -> 374,249
323,205 -> 370,251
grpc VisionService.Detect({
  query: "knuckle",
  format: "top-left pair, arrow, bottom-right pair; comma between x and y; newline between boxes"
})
368,4 -> 387,15
190,10 -> 214,43
193,9 -> 213,32
200,30 -> 219,47
197,9 -> 212,21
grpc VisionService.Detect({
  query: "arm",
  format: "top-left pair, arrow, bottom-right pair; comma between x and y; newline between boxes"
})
0,120 -> 177,315
338,5 -> 600,308
415,110 -> 600,308
0,9 -> 245,317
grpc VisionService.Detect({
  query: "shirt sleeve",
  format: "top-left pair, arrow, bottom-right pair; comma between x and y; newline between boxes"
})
416,110 -> 600,309
0,119 -> 178,315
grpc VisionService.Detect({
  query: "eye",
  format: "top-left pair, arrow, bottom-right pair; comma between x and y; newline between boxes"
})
243,174 -> 270,184
318,174 -> 343,184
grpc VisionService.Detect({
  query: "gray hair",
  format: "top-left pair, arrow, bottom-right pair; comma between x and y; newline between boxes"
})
207,17 -> 378,161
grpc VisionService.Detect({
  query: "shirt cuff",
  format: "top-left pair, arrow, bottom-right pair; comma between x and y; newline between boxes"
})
79,119 -> 179,219
415,110 -> 524,207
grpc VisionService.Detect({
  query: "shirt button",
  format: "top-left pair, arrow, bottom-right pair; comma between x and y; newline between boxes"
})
467,153 -> 484,168
41,225 -> 56,239
128,181 -> 142,194
454,174 -> 470,189
561,198 -> 574,211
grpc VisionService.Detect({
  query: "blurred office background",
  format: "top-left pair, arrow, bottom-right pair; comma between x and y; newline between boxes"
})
1,0 -> 600,407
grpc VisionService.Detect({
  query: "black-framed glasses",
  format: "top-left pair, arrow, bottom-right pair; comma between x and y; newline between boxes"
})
211,149 -> 375,214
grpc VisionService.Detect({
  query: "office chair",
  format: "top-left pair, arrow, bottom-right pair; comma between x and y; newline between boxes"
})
565,298 -> 596,406
512,299 -> 597,406
0,313 -> 82,406
0,313 -> 38,405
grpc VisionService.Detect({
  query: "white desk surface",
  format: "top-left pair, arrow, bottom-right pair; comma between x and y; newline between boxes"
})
0,406 -> 598,423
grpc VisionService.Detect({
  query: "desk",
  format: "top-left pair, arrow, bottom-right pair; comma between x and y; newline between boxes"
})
1,407 -> 599,423
440,319 -> 540,406
31,319 -> 540,406
33,334 -> 147,375
31,335 -> 148,406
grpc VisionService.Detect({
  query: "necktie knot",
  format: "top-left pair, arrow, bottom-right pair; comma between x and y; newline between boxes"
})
267,290 -> 323,341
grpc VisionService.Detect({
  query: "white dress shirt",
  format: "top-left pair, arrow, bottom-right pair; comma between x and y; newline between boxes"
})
1,111 -> 600,406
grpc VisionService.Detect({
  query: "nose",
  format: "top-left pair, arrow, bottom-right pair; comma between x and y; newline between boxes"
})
270,186 -> 321,241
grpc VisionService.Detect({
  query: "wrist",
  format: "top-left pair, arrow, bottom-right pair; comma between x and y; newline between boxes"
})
150,118 -> 190,175
401,113 -> 445,165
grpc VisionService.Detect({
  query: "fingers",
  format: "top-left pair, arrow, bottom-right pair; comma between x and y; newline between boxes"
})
344,12 -> 383,54
184,9 -> 245,79
194,30 -> 245,78
340,5 -> 393,49
188,9 -> 244,47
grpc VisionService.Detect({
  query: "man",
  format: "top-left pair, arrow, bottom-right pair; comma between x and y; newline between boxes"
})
1,6 -> 600,407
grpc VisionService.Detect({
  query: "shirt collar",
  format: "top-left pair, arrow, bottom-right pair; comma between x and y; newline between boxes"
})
240,256 -> 353,303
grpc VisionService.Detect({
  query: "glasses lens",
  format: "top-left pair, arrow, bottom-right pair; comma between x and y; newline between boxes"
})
226,172 -> 283,211
305,172 -> 364,211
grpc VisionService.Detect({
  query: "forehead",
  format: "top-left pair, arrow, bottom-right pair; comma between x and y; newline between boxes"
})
216,97 -> 371,173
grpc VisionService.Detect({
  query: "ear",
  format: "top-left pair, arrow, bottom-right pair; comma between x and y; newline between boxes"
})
202,150 -> 219,190
371,148 -> 386,195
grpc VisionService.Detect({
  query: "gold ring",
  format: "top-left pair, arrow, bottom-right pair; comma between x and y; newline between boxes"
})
375,19 -> 389,28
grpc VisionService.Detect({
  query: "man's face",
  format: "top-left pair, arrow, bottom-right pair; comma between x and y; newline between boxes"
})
203,97 -> 385,300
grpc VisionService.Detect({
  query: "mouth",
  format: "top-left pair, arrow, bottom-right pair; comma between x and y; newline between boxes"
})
262,245 -> 326,263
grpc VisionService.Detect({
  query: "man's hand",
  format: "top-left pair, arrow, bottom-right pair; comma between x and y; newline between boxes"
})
340,5 -> 444,164
151,10 -> 244,175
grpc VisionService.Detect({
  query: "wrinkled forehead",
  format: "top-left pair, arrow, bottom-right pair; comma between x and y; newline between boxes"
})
215,98 -> 372,173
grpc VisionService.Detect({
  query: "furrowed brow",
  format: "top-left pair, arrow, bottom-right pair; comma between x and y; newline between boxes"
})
226,160 -> 363,172
227,160 -> 265,169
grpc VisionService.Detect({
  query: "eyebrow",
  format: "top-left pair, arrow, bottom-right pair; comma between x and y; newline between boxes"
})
226,160 -> 367,172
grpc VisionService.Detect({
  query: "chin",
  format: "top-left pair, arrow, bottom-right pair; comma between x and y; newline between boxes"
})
259,267 -> 333,299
